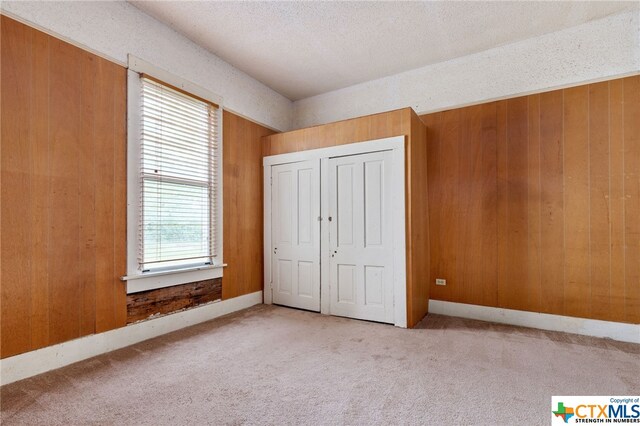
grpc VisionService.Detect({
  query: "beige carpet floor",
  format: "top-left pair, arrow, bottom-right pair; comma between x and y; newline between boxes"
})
1,304 -> 639,425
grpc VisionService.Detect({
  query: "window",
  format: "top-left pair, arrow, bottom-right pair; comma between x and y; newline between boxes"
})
139,76 -> 218,271
125,57 -> 223,293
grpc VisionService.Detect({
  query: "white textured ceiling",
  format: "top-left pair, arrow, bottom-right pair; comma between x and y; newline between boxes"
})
129,1 -> 638,101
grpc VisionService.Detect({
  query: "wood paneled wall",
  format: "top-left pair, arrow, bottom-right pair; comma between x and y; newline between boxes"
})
263,108 -> 410,156
1,16 -> 127,358
0,17 -> 303,359
422,75 -> 640,324
223,111 -> 275,300
407,112 -> 430,326
263,108 -> 431,327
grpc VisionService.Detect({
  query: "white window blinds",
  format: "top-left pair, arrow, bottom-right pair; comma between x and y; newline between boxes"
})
139,75 -> 219,271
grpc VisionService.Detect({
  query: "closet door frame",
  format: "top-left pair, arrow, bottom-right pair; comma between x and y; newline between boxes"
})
263,135 -> 407,328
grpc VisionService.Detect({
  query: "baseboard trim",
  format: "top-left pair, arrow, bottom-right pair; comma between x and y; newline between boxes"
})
428,300 -> 639,344
0,291 -> 263,386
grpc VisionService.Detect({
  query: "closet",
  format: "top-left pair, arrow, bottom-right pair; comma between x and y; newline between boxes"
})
262,108 -> 430,328
265,137 -> 404,325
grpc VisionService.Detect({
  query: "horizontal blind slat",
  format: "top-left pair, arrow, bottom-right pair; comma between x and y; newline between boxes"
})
139,76 -> 219,270
140,120 -> 210,146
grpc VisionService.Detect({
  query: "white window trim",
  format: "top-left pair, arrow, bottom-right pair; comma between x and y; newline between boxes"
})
123,55 -> 224,294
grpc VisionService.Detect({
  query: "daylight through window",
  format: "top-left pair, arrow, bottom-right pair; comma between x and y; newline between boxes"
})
138,76 -> 219,271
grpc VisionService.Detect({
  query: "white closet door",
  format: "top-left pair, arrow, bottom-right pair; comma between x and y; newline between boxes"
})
271,160 -> 320,312
328,150 -> 394,323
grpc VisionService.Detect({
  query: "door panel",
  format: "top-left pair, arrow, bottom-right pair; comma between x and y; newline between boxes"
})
365,265 -> 384,306
337,164 -> 355,247
337,264 -> 356,303
364,160 -> 384,247
298,261 -> 313,297
297,168 -> 313,245
271,160 -> 320,311
277,260 -> 292,294
329,151 -> 394,323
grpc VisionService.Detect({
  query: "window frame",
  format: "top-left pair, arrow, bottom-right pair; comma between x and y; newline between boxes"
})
124,56 -> 224,294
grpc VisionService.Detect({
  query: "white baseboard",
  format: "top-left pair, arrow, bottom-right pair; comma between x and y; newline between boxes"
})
428,300 -> 639,344
0,291 -> 263,386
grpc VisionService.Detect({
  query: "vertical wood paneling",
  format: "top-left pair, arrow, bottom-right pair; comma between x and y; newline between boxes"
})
453,105 -> 494,306
588,82 -> 611,320
94,58 -> 116,333
1,17 -> 127,358
79,50 -> 97,336
425,103 -> 498,308
48,37 -> 82,345
538,90 -> 565,315
496,101 -> 508,309
563,86 -> 590,319
424,113 -> 443,300
223,111 -> 275,300
421,75 -> 640,324
479,103 -> 498,307
623,76 -> 640,323
29,29 -> 51,349
609,79 -> 626,322
354,115 -> 372,142
408,112 -> 430,327
437,109 -> 461,302
501,97 -> 529,311
263,109 -> 408,156
527,95 -> 542,312
456,107 -> 474,304
436,111 -> 461,299
334,118 -> 357,146
1,17 -> 33,357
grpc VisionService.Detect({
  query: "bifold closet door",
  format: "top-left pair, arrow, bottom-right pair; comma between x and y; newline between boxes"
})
271,160 -> 321,312
328,150 -> 394,324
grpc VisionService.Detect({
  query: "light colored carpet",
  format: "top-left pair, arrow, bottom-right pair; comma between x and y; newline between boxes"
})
1,304 -> 639,425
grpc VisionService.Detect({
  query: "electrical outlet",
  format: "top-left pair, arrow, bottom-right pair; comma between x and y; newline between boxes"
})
435,278 -> 446,286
